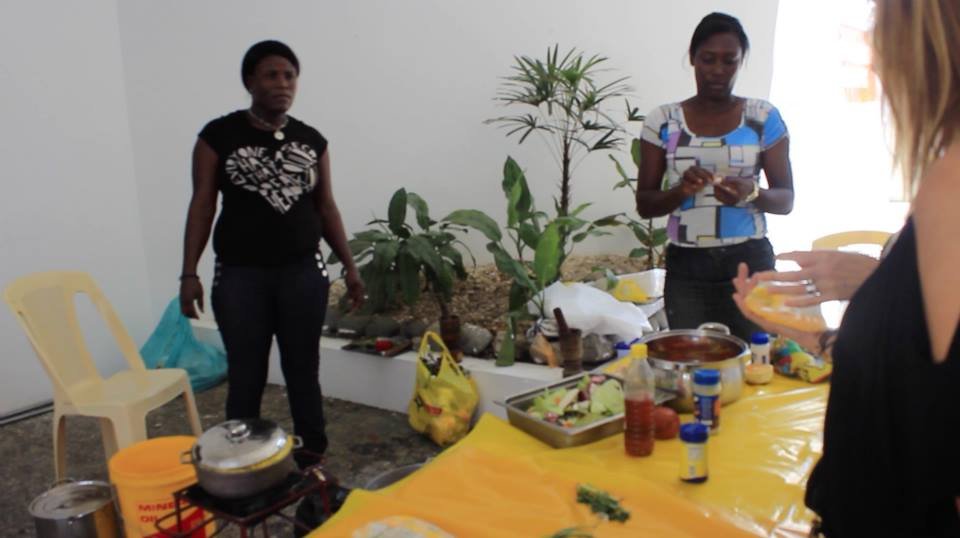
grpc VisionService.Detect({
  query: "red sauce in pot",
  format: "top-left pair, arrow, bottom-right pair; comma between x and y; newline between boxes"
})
647,335 -> 743,363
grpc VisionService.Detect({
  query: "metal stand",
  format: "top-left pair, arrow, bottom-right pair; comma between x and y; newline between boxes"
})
153,452 -> 335,538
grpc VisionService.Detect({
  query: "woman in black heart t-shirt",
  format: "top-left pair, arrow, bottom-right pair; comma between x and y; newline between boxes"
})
179,40 -> 364,461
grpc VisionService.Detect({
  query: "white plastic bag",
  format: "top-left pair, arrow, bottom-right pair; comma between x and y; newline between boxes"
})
531,282 -> 652,342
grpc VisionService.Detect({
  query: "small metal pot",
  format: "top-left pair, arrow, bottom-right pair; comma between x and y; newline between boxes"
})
29,479 -> 120,538
182,419 -> 302,499
364,463 -> 423,490
641,323 -> 750,412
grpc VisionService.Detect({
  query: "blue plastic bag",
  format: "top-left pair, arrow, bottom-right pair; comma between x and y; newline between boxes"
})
140,298 -> 227,392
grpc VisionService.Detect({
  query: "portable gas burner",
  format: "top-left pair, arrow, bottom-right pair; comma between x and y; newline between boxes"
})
153,451 -> 338,538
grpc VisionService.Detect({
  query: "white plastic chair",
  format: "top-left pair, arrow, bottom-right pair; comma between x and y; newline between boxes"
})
4,271 -> 203,479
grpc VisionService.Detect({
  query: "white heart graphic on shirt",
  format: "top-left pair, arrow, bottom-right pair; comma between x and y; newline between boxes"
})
224,142 -> 318,213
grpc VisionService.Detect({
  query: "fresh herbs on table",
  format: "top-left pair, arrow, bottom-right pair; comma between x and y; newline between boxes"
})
544,483 -> 631,537
576,483 -> 631,523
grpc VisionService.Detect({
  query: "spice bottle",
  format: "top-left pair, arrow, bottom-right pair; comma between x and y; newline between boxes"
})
692,369 -> 721,434
750,332 -> 771,365
679,423 -> 709,483
623,343 -> 655,457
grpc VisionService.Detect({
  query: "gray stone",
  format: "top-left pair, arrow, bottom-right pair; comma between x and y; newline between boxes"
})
460,323 -> 493,355
364,315 -> 402,337
402,319 -> 429,339
581,333 -> 616,364
338,314 -> 372,336
324,305 -> 343,333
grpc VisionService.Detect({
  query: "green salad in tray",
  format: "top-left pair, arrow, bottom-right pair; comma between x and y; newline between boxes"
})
526,375 -> 625,428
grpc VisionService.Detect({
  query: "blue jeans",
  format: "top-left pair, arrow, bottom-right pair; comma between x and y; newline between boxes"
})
664,238 -> 775,341
211,253 -> 330,457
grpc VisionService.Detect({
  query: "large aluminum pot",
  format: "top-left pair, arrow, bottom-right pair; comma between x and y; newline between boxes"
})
641,323 -> 750,412
29,479 -> 120,538
182,419 -> 302,499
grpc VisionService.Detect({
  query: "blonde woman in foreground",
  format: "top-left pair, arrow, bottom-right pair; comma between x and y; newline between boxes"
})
732,1 -> 960,536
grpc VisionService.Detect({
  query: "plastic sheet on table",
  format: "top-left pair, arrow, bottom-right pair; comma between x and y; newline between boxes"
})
313,377 -> 827,537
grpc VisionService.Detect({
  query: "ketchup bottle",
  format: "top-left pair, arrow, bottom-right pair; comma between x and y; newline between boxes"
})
624,343 -> 655,457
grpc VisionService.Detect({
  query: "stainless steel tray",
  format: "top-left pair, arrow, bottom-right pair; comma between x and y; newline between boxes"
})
502,373 -> 675,449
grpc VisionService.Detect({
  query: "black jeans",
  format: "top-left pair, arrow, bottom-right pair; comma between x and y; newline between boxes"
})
664,238 -> 775,341
211,254 -> 330,456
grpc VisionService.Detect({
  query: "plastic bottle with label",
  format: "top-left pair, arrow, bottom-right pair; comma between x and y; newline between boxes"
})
679,423 -> 709,483
623,343 -> 655,457
750,332 -> 771,365
693,369 -> 721,434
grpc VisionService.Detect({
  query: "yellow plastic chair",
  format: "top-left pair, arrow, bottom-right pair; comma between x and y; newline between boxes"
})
810,231 -> 892,328
812,230 -> 892,250
3,271 -> 203,479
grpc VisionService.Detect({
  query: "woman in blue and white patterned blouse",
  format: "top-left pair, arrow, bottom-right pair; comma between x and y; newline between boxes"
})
636,12 -> 795,341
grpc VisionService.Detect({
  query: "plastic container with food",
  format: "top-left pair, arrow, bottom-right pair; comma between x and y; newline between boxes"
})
744,283 -> 828,332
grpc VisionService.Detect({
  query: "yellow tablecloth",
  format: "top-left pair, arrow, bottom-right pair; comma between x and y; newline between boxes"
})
313,377 -> 827,537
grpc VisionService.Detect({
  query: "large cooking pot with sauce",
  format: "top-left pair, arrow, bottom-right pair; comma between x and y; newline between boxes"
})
641,323 -> 750,412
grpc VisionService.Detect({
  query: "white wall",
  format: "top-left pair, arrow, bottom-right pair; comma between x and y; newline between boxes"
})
0,1 -> 152,415
116,0 -> 780,321
0,0 -> 779,414
767,0 -> 908,256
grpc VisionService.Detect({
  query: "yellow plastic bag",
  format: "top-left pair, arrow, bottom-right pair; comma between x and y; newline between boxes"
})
611,278 -> 649,303
407,331 -> 479,446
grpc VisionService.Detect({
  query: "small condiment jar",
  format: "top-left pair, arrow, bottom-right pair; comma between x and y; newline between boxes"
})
679,423 -> 709,483
750,331 -> 771,365
692,369 -> 721,434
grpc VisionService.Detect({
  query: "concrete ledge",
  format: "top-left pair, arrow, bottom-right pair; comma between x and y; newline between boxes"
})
191,319 -> 563,419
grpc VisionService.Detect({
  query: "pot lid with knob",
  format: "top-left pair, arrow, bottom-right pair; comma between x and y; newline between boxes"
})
192,419 -> 292,471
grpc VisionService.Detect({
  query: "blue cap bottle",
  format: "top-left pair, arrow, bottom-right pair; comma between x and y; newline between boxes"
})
679,423 -> 709,483
750,332 -> 772,366
692,369 -> 721,433
751,331 -> 770,345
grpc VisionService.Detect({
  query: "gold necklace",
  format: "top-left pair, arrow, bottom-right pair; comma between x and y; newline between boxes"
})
247,109 -> 289,141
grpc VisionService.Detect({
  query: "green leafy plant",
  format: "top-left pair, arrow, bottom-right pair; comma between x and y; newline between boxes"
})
450,45 -> 635,365
609,137 -> 669,269
446,157 -> 617,367
445,157 -> 614,319
486,45 -> 631,218
474,46 -> 638,314
336,188 -> 473,317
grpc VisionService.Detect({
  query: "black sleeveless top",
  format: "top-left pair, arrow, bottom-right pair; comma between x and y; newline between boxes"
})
199,111 -> 328,266
806,218 -> 960,537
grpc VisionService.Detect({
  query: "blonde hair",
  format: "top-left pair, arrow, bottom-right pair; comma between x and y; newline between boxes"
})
872,0 -> 960,197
